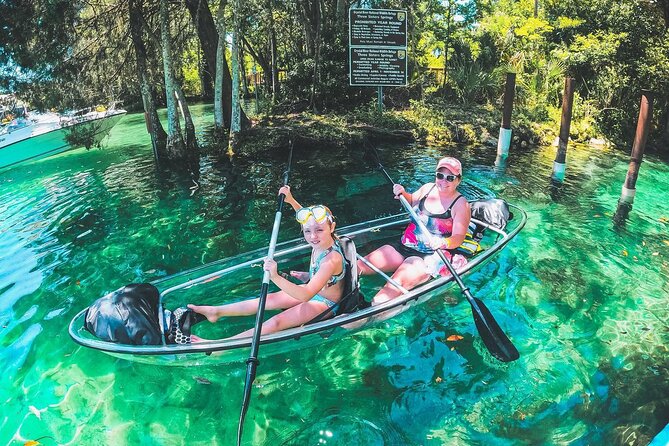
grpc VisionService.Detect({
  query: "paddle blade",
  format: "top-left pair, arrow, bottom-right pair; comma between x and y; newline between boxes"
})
471,297 -> 519,362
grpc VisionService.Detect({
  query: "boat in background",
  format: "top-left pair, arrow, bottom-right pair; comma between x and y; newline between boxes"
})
0,103 -> 126,171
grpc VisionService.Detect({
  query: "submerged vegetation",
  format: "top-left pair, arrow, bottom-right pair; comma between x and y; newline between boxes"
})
1,0 -> 668,163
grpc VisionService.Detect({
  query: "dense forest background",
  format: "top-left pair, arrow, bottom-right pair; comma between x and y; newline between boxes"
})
1,0 -> 668,158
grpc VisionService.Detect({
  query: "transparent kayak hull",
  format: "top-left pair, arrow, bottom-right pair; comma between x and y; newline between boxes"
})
69,205 -> 527,366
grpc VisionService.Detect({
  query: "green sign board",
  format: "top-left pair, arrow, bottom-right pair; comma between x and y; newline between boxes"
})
349,8 -> 408,87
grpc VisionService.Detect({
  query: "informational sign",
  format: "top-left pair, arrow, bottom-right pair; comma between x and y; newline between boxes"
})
350,9 -> 407,47
349,8 -> 408,87
350,48 -> 407,86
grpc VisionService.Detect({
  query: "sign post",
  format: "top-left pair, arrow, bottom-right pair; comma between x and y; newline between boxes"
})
349,8 -> 408,112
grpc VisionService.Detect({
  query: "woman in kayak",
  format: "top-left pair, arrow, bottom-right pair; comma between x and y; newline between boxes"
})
358,157 -> 476,305
188,185 -> 346,338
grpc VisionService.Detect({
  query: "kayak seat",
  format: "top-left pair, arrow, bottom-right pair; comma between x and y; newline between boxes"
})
306,235 -> 370,324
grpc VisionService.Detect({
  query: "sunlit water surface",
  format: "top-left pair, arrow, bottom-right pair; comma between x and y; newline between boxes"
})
1,104 -> 668,445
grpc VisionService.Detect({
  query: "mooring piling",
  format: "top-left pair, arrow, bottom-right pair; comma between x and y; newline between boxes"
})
552,77 -> 575,182
496,72 -> 516,161
614,90 -> 654,222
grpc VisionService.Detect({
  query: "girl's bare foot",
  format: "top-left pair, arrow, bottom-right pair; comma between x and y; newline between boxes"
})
187,304 -> 222,323
190,334 -> 209,342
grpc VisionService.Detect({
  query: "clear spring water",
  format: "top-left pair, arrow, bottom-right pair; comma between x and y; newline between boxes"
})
1,104 -> 668,445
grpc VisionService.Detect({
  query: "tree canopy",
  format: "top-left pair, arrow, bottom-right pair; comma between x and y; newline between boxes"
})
0,0 -> 667,147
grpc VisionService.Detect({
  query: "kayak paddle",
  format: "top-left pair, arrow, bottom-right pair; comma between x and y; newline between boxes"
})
237,138 -> 295,445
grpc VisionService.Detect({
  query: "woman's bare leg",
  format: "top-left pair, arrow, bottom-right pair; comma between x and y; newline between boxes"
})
372,257 -> 431,305
357,245 -> 406,275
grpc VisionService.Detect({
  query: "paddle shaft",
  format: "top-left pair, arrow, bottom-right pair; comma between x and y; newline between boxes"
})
238,143 -> 294,445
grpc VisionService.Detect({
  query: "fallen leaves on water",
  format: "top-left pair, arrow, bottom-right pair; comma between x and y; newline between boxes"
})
446,334 -> 464,341
663,240 -> 669,247
659,217 -> 669,224
435,377 -> 443,383
24,436 -> 54,446
194,376 -> 211,385
622,250 -> 628,257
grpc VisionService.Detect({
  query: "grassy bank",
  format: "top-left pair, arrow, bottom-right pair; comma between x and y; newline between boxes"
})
228,98 -> 604,156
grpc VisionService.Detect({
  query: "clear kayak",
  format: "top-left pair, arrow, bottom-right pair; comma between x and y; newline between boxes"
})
69,202 -> 527,366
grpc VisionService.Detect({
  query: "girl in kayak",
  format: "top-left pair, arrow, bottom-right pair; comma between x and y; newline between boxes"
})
358,157 -> 474,305
188,185 -> 346,338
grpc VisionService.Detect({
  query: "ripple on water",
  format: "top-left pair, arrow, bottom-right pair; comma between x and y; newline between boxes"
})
286,414 -> 387,445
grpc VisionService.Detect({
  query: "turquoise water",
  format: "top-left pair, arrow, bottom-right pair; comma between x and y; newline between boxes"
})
1,104 -> 668,445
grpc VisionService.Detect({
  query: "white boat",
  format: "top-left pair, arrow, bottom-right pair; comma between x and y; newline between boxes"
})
0,106 -> 126,171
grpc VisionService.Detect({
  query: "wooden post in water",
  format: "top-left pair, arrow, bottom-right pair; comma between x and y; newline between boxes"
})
614,90 -> 654,222
496,72 -> 516,164
552,77 -> 575,182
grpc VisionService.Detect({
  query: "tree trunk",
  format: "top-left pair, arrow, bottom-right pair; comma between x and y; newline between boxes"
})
184,0 -> 250,129
266,0 -> 280,102
229,0 -> 241,154
336,0 -> 347,26
298,0 -> 319,57
442,1 -> 452,92
200,50 -> 215,100
664,104 -> 669,144
214,0 -> 226,130
174,84 -> 198,153
160,0 -> 186,159
309,1 -> 321,112
129,0 -> 167,161
241,35 -> 272,95
240,44 -> 249,97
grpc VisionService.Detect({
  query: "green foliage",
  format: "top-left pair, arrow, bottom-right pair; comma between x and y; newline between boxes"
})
346,100 -> 415,130
180,45 -> 202,97
448,60 -> 502,104
544,0 -> 669,144
2,0 -> 668,149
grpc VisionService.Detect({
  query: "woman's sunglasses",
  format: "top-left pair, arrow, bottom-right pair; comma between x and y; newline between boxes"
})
295,205 -> 333,224
436,172 -> 460,182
